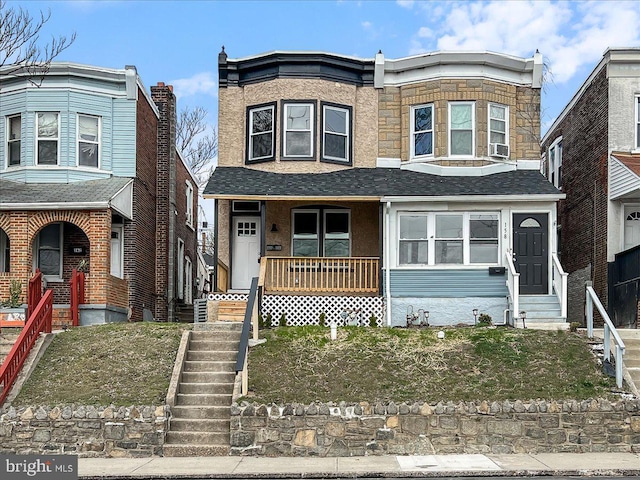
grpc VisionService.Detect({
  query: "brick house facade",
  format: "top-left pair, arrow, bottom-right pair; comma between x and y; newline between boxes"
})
0,64 -> 198,327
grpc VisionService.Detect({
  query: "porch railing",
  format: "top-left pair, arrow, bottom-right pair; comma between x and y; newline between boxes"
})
505,250 -> 520,326
586,285 -> 625,388
217,260 -> 229,293
262,257 -> 379,294
70,269 -> 85,327
27,269 -> 42,320
552,253 -> 568,319
235,277 -> 259,397
0,289 -> 52,405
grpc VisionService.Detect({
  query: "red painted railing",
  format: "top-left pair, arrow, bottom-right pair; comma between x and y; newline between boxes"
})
70,269 -> 85,327
27,269 -> 42,320
0,289 -> 52,405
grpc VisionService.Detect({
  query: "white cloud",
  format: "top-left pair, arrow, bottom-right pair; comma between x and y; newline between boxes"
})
170,72 -> 217,99
362,21 -> 373,29
410,0 -> 640,84
397,0 -> 415,9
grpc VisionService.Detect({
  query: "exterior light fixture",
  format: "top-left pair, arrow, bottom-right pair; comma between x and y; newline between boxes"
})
519,310 -> 527,329
473,308 -> 479,325
270,223 -> 278,232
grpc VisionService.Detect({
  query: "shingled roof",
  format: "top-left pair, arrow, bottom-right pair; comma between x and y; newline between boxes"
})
203,167 -> 562,199
0,177 -> 132,206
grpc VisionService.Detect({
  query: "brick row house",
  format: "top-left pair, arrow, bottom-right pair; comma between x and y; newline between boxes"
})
542,48 -> 640,328
205,48 -> 566,328
0,63 -> 198,326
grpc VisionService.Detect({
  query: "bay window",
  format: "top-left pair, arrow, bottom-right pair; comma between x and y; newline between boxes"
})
37,112 -> 59,165
411,104 -> 434,158
398,212 -> 499,266
7,114 -> 21,167
449,102 -> 474,156
78,114 -> 100,167
282,102 -> 314,159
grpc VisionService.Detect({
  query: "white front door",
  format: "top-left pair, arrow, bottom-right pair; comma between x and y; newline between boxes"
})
624,207 -> 640,251
232,216 -> 260,290
110,227 -> 123,278
177,239 -> 184,300
185,257 -> 193,304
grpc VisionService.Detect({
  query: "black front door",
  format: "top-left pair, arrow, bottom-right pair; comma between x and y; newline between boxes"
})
513,213 -> 548,295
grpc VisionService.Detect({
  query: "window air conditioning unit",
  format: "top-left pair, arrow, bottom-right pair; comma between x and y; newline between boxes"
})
490,143 -> 509,158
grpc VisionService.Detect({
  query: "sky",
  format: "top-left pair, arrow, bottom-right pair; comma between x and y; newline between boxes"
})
6,0 -> 640,219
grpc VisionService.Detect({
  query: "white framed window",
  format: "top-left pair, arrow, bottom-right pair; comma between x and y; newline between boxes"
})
282,102 -> 314,158
488,103 -> 509,157
449,102 -> 475,156
77,114 -> 100,168
323,210 -> 350,257
247,103 -> 275,162
411,104 -> 434,158
636,96 -> 640,149
548,137 -> 562,188
36,223 -> 63,279
397,212 -> 499,266
322,103 -> 350,163
185,180 -> 194,228
7,114 -> 21,167
292,210 -> 319,257
177,238 -> 185,300
36,112 -> 59,165
0,229 -> 9,273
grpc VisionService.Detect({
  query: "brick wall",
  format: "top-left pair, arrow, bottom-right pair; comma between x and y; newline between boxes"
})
379,79 -> 540,162
175,158 -> 199,301
542,68 -> 609,317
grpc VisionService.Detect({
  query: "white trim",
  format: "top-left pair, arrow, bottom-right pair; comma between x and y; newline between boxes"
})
76,113 -> 101,169
185,180 -> 194,229
110,225 -> 124,279
448,102 -> 475,157
488,103 -> 509,156
377,157 -> 401,168
291,209 -> 320,257
322,104 -> 350,163
35,112 -> 60,166
283,102 -> 314,158
401,161 -> 515,176
2,165 -> 113,175
381,194 -> 565,203
636,95 -> 640,150
322,209 -> 351,257
177,238 -> 185,301
547,137 -> 563,188
248,104 -> 275,162
5,113 -> 21,169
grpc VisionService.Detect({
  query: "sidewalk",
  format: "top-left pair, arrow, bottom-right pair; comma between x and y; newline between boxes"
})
79,452 -> 640,478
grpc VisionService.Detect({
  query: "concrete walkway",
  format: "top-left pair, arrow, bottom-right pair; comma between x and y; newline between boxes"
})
79,452 -> 640,478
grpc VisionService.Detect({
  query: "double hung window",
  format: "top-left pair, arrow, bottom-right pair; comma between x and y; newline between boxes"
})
185,180 -> 194,228
247,103 -> 275,162
488,103 -> 508,156
322,103 -> 350,163
283,102 -> 314,158
411,104 -> 434,158
548,138 -> 562,188
37,112 -> 59,165
78,114 -> 100,168
398,212 -> 499,266
7,115 -> 21,167
449,102 -> 474,156
292,209 -> 350,257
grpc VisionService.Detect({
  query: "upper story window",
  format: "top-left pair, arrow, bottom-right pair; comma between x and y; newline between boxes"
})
321,103 -> 351,164
185,180 -> 194,228
247,103 -> 275,163
449,102 -> 475,156
36,112 -> 59,165
78,114 -> 100,168
636,96 -> 640,149
282,101 -> 315,159
548,137 -> 562,188
411,104 -> 434,158
6,115 -> 21,167
488,103 -> 509,158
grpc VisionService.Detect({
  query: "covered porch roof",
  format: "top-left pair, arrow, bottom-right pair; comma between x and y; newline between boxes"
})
611,152 -> 640,200
204,167 -> 564,201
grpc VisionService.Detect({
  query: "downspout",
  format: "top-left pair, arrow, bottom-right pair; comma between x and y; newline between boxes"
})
385,201 -> 392,326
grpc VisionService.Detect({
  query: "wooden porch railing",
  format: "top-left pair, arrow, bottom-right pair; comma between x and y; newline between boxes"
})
262,257 -> 379,294
70,268 -> 86,327
0,289 -> 52,405
27,269 -> 42,320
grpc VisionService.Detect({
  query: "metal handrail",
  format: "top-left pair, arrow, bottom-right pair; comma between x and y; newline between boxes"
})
235,276 -> 258,396
505,250 -> 520,326
586,285 -> 625,388
551,253 -> 568,319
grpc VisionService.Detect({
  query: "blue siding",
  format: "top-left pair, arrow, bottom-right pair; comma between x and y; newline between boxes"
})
0,79 -> 137,181
388,269 -> 508,298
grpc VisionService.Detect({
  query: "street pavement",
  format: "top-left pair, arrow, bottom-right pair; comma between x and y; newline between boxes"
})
78,452 -> 640,478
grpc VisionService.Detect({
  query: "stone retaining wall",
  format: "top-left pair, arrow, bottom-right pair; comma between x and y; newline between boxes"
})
0,405 -> 168,457
230,399 -> 640,456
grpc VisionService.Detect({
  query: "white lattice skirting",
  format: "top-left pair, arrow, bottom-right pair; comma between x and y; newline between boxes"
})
207,293 -> 249,302
261,295 -> 385,327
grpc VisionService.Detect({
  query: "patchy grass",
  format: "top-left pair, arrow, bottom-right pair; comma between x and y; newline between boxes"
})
15,322 -> 188,406
247,326 -> 617,404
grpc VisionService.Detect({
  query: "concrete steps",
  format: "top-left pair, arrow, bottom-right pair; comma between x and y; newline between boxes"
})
163,323 -> 241,457
218,301 -> 247,322
0,329 -> 21,365
622,337 -> 640,395
517,295 -> 568,330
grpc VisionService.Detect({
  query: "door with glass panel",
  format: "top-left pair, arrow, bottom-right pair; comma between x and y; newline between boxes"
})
513,213 -> 548,294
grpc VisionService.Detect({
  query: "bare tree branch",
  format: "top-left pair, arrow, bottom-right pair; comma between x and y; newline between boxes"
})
0,0 -> 76,85
177,106 -> 218,186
